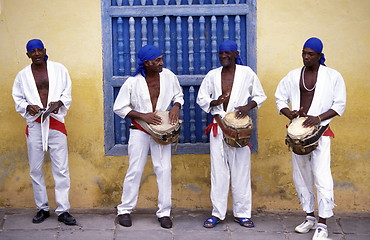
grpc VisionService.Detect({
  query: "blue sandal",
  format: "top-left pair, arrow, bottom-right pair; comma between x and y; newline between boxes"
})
234,218 -> 255,228
203,217 -> 221,228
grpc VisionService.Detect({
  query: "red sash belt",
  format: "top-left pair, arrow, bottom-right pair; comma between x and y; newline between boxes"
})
204,122 -> 218,137
204,120 -> 251,148
26,117 -> 67,136
131,119 -> 150,135
323,126 -> 335,138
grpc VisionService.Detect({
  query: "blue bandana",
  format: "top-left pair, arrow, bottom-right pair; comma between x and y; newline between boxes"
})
26,39 -> 48,61
303,37 -> 326,66
219,40 -> 244,65
132,45 -> 163,77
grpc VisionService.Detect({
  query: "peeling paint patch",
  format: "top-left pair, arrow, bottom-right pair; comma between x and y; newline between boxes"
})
182,183 -> 201,193
334,180 -> 356,190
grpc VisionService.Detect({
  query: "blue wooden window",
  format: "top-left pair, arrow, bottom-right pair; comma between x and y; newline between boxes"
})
102,0 -> 258,155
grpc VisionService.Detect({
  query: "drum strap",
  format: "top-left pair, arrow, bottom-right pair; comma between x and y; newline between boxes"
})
301,124 -> 329,146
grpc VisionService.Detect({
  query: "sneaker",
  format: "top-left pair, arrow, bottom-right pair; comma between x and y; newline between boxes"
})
312,223 -> 328,239
295,216 -> 317,233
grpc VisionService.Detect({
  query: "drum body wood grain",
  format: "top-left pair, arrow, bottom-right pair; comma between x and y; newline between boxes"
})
286,117 -> 327,155
221,111 -> 253,148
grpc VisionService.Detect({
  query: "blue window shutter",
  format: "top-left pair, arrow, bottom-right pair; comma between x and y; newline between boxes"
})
102,0 -> 258,155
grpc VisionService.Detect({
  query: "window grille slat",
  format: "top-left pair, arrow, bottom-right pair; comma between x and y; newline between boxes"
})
189,86 -> 196,143
129,17 -> 136,74
211,16 -> 217,69
200,16 -> 206,74
235,15 -> 241,50
165,16 -> 171,68
117,17 -> 125,75
153,17 -> 159,46
141,17 -> 148,46
223,15 -> 229,40
119,119 -> 127,143
188,16 -> 194,75
176,16 -> 183,74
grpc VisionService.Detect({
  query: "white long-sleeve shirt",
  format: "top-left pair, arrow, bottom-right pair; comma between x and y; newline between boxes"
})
196,65 -> 266,118
12,60 -> 72,124
113,68 -> 184,118
275,65 -> 346,126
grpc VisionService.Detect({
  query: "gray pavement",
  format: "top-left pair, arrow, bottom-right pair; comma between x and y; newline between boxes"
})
0,208 -> 369,240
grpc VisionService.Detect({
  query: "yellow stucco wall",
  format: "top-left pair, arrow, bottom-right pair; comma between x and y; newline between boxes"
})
0,0 -> 369,213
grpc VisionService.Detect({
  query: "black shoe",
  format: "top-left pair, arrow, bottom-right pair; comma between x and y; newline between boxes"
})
158,216 -> 172,229
58,212 -> 77,225
32,210 -> 50,223
118,214 -> 132,227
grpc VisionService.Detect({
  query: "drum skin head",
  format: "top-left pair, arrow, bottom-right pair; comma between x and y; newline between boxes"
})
149,111 -> 179,132
287,117 -> 314,140
224,111 -> 252,129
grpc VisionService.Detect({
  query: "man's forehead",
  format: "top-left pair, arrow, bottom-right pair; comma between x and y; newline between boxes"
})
302,47 -> 319,54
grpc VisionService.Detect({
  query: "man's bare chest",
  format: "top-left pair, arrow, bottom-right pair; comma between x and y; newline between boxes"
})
33,70 -> 49,90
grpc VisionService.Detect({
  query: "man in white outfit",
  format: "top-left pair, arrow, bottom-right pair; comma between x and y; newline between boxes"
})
197,40 -> 266,228
275,37 -> 346,239
113,45 -> 184,229
12,39 -> 76,225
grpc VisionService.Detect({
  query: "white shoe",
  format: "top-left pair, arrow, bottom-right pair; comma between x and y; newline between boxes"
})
295,216 -> 317,233
312,224 -> 328,239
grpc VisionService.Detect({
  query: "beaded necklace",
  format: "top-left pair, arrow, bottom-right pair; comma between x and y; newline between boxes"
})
301,66 -> 316,92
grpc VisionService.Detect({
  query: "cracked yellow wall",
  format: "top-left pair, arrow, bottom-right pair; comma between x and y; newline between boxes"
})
0,0 -> 368,212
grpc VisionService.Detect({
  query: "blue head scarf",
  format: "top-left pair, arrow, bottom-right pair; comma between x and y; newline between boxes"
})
303,37 -> 326,66
132,45 -> 163,77
219,40 -> 244,65
26,39 -> 48,61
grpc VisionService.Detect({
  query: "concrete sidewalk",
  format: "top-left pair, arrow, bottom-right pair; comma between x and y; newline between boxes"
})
0,208 -> 368,240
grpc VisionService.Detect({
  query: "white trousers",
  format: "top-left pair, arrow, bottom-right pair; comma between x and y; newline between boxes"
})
117,129 -> 172,218
209,125 -> 252,220
292,136 -> 334,219
26,121 -> 71,216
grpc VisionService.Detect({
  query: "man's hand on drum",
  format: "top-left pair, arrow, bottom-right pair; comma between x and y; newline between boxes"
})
234,106 -> 249,119
302,115 -> 321,127
234,101 -> 257,119
210,93 -> 229,107
142,112 -> 162,125
281,107 -> 304,120
169,103 -> 181,125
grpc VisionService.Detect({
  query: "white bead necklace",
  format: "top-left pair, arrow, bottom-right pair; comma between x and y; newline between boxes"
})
301,66 -> 316,92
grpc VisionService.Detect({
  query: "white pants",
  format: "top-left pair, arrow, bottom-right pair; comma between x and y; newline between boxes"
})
117,129 -> 172,218
209,125 -> 252,220
26,122 -> 71,216
292,136 -> 334,219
